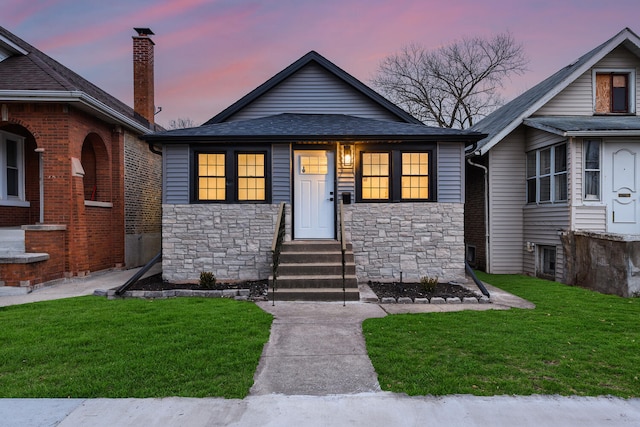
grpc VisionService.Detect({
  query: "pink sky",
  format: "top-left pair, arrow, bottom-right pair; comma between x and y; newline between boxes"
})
4,0 -> 640,127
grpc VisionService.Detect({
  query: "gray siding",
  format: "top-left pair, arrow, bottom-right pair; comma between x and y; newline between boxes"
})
437,143 -> 464,202
227,63 -> 403,122
524,128 -> 566,152
574,205 -> 607,232
488,128 -> 525,274
536,46 -> 640,116
272,144 -> 291,203
523,205 -> 570,281
163,144 -> 190,204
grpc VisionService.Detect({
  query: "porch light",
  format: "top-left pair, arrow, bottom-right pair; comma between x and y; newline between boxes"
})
343,144 -> 353,167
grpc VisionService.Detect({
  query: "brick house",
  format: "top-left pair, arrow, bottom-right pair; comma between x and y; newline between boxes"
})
0,26 -> 161,289
145,51 -> 484,300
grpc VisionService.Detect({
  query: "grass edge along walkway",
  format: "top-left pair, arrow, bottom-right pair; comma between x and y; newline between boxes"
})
363,272 -> 640,398
0,297 -> 273,399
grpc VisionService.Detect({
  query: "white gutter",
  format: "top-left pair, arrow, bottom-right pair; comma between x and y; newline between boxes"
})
0,90 -> 152,134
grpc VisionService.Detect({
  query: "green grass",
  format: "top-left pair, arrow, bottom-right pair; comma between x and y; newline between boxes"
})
363,272 -> 640,397
0,297 -> 272,398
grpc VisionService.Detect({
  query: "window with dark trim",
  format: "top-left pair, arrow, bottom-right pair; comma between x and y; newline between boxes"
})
595,71 -> 634,114
193,147 -> 270,203
356,144 -> 435,202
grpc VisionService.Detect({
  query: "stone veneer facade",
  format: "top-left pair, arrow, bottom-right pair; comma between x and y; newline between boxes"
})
344,202 -> 465,283
163,202 -> 464,284
162,204 -> 290,282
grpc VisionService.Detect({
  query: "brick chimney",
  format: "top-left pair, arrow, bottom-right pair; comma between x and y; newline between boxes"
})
132,28 -> 155,124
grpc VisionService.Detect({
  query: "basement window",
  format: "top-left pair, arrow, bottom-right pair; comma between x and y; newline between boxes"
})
537,245 -> 556,280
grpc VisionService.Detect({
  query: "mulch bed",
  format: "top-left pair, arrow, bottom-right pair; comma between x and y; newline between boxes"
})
127,274 -> 479,302
127,273 -> 269,300
367,281 -> 479,301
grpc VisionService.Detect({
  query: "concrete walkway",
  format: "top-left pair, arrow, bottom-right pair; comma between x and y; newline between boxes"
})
1,271 -> 639,426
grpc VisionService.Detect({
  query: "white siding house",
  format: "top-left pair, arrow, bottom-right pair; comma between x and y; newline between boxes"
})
466,28 -> 640,297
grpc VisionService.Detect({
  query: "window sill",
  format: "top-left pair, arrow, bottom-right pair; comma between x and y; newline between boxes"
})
0,199 -> 30,208
84,201 -> 113,208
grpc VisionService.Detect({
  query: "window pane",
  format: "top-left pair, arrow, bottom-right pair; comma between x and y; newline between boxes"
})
554,173 -> 567,201
584,140 -> 600,170
237,154 -> 265,201
526,152 -> 536,178
7,168 -> 18,196
539,176 -> 551,201
540,149 -> 551,175
401,152 -> 429,200
6,139 -> 17,168
197,153 -> 225,200
362,152 -> 390,200
527,178 -> 536,203
555,144 -> 567,172
585,171 -> 600,200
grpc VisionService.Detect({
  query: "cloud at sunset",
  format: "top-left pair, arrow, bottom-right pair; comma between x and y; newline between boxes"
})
4,0 -> 640,127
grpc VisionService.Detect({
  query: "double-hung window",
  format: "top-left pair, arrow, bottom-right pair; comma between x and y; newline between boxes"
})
357,145 -> 434,202
195,148 -> 269,203
594,70 -> 635,114
526,143 -> 567,204
583,139 -> 601,201
0,130 -> 26,205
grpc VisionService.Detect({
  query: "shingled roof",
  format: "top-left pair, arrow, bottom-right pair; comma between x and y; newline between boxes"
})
145,113 -> 485,143
0,25 -> 155,133
470,27 -> 640,155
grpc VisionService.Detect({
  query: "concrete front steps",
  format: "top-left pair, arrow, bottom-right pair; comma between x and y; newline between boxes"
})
270,240 -> 359,301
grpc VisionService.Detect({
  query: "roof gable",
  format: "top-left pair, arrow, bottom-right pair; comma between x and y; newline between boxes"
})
0,26 -> 153,133
471,27 -> 640,155
205,51 -> 421,125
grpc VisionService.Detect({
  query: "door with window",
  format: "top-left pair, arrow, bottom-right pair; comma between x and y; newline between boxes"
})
294,150 -> 335,239
604,143 -> 640,234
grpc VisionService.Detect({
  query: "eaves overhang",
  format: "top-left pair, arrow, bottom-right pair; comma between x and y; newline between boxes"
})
0,90 -> 152,134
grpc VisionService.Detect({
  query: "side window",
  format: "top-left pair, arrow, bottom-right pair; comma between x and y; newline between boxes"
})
361,152 -> 390,200
0,130 -> 25,201
237,153 -> 265,201
401,152 -> 429,200
584,140 -> 601,201
526,142 -> 567,204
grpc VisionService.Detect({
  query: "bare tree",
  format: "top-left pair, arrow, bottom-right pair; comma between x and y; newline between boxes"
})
372,32 -> 528,128
167,117 -> 197,129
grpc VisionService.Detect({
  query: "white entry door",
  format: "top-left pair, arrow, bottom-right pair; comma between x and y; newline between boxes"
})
605,143 -> 640,234
294,150 -> 335,239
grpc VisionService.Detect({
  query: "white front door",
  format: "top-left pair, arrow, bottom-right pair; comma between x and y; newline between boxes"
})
605,143 -> 640,234
294,150 -> 335,239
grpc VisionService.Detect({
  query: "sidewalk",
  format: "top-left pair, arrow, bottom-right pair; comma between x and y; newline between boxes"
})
1,271 -> 639,426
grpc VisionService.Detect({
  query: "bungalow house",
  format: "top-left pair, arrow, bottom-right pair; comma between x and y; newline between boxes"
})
0,27 -> 161,290
145,51 -> 484,300
465,27 -> 640,297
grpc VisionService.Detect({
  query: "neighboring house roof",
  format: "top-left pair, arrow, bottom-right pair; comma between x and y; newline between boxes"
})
524,116 -> 640,137
204,51 -> 422,125
145,113 -> 485,143
470,27 -> 640,155
0,26 -> 155,134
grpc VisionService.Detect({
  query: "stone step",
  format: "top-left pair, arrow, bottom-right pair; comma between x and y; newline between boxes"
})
278,251 -> 354,264
0,228 -> 25,254
277,262 -> 356,276
270,275 -> 358,289
269,287 -> 360,302
281,240 -> 352,253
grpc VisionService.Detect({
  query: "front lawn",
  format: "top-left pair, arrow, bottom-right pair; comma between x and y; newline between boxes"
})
0,297 -> 272,398
363,272 -> 640,397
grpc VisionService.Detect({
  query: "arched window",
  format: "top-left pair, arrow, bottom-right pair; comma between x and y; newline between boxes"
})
81,133 -> 110,202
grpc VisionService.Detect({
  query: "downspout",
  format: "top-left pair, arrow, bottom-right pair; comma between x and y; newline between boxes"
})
148,142 -> 162,156
467,156 -> 490,272
35,147 -> 45,224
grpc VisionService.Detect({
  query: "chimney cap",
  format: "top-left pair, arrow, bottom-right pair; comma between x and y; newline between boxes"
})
134,28 -> 154,36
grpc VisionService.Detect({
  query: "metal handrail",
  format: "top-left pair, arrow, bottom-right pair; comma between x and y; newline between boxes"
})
271,202 -> 286,306
465,260 -> 490,298
339,200 -> 346,306
115,251 -> 162,296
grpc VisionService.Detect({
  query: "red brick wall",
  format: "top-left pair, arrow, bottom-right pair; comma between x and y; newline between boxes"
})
465,157 -> 488,270
0,102 -> 128,281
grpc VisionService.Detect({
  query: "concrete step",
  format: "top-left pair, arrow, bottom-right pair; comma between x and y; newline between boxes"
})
277,262 -> 356,276
271,275 -> 358,289
0,228 -> 25,254
269,287 -> 360,302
